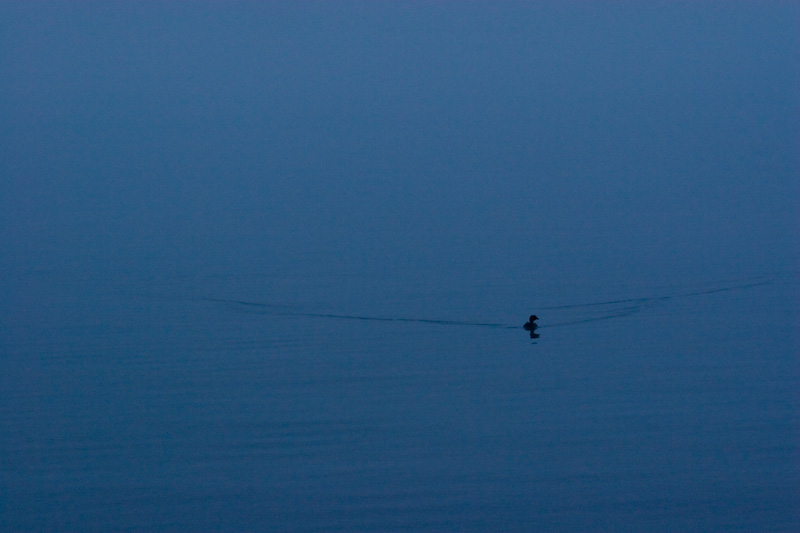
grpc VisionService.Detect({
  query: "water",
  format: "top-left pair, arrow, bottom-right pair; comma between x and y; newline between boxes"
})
2,2 -> 798,530
2,266 -> 797,531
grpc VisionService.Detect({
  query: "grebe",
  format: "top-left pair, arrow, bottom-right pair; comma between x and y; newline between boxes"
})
523,315 -> 539,330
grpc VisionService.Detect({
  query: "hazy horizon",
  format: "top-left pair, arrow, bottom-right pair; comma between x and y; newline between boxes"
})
2,2 -> 797,284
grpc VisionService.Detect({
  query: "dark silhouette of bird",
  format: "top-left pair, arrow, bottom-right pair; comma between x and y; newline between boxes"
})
523,315 -> 539,331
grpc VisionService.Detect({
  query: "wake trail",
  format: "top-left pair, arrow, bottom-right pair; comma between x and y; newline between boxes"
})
203,276 -> 777,330
201,297 -> 514,329
542,278 -> 775,328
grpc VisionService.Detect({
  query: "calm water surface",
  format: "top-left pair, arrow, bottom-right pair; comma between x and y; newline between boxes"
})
1,266 -> 797,531
2,3 -> 798,531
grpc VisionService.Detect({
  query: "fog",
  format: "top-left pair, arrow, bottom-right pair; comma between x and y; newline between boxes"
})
2,2 -> 797,281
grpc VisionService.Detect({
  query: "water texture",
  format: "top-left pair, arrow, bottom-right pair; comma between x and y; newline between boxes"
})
1,2 -> 797,531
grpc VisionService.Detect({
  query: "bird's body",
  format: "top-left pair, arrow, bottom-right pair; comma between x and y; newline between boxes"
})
523,315 -> 539,330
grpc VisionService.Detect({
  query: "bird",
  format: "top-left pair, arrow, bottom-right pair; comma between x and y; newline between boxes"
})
523,315 -> 539,330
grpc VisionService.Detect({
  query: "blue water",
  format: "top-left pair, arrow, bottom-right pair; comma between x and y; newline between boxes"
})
2,266 -> 797,531
2,3 -> 798,530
